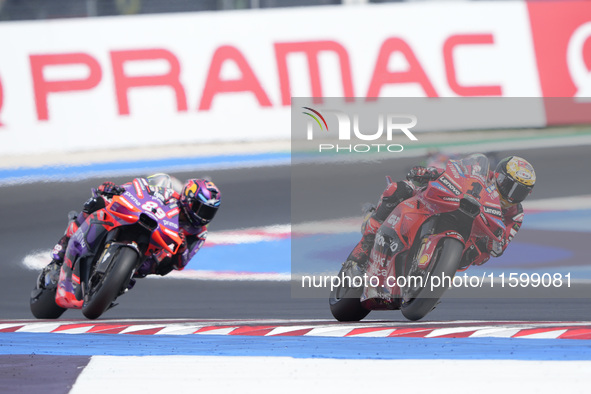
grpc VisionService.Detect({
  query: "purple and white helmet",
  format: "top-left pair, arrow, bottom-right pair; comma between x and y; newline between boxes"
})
179,179 -> 221,226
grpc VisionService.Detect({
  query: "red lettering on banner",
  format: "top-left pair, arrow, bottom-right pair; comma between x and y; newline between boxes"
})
528,2 -> 591,124
30,53 -> 102,121
274,41 -> 354,105
443,34 -> 502,96
366,38 -> 437,98
199,45 -> 271,110
110,49 -> 187,115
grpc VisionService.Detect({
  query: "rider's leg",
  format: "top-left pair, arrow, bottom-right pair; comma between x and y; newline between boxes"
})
47,197 -> 106,267
38,212 -> 80,288
344,181 -> 414,271
39,197 -> 106,290
46,212 -> 82,273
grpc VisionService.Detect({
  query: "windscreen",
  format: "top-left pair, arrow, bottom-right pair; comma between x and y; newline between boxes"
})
457,154 -> 490,182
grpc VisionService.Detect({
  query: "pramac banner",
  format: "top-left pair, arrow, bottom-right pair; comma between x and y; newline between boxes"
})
0,1 -> 588,155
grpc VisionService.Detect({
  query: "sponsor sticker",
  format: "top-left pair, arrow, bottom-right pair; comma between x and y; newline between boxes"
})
133,179 -> 144,199
439,176 -> 461,196
167,207 -> 180,218
483,205 -> 502,217
442,196 -> 460,202
445,231 -> 464,241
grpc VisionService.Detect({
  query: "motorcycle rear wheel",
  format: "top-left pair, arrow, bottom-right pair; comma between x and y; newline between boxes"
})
400,237 -> 463,321
329,262 -> 370,322
82,246 -> 138,320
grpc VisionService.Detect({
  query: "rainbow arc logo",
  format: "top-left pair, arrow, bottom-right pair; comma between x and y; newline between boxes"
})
302,107 -> 328,132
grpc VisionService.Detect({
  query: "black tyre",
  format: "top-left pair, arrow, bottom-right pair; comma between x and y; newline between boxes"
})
400,238 -> 463,321
329,262 -> 370,322
30,286 -> 66,319
82,246 -> 138,320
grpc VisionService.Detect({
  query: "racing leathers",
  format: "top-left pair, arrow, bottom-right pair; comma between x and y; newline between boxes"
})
47,179 -> 207,278
345,166 -> 524,271
135,219 -> 208,277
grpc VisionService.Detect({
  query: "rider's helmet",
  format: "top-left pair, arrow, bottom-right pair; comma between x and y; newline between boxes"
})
179,179 -> 221,226
494,156 -> 536,206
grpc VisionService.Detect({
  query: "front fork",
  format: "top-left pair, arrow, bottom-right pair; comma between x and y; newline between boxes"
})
414,231 -> 465,270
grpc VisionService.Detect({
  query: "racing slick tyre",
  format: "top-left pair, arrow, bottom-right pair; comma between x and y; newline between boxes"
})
329,261 -> 371,322
30,286 -> 66,319
401,237 -> 463,321
82,246 -> 138,320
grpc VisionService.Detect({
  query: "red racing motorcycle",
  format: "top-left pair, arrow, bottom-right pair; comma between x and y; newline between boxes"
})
30,177 -> 183,319
330,154 -> 506,321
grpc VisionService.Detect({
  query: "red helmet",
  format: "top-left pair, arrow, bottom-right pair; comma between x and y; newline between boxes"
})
179,179 -> 221,226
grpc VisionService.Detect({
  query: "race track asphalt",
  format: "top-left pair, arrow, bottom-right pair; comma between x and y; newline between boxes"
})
0,145 -> 589,321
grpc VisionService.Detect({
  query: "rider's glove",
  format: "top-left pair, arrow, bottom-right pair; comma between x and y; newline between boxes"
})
406,166 -> 440,186
97,182 -> 124,196
177,231 -> 188,256
155,257 -> 174,276
488,238 -> 505,257
362,202 -> 376,214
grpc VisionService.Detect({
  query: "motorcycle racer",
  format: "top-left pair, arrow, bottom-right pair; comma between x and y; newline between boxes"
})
346,155 -> 536,273
40,173 -> 221,282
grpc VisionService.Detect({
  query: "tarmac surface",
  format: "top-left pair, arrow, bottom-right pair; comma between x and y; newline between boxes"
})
0,145 -> 590,321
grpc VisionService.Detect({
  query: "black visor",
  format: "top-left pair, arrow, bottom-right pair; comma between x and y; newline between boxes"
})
193,202 -> 218,222
497,173 -> 532,204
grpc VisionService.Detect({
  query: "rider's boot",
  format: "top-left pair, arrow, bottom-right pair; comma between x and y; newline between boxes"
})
49,234 -> 69,266
38,234 -> 69,289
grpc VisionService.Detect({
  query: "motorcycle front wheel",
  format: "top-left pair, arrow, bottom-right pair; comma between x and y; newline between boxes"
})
82,246 -> 138,319
400,237 -> 463,321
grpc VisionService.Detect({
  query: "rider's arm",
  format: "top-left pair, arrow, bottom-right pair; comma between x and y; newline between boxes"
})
81,181 -> 125,216
471,203 -> 524,266
370,166 -> 438,226
177,227 -> 208,270
154,227 -> 207,276
96,181 -> 125,196
492,203 -> 524,257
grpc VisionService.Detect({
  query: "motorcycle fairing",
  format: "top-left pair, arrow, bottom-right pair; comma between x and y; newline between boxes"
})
54,178 -> 182,310
361,154 -> 506,310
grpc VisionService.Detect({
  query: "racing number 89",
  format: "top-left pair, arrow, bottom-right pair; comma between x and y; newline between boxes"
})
141,201 -> 166,220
